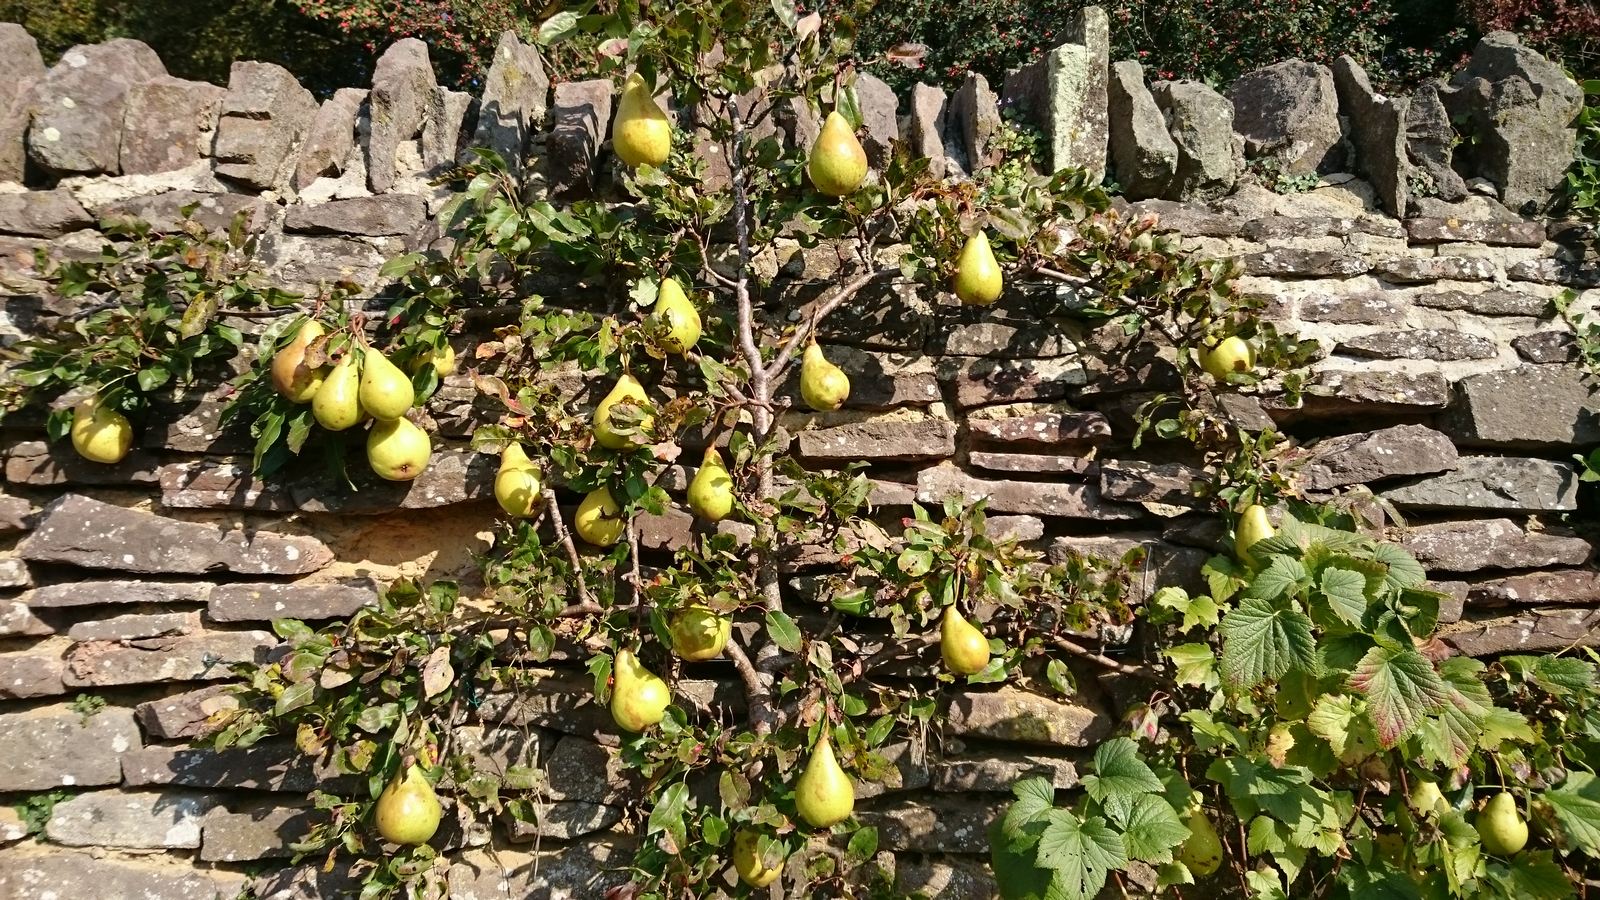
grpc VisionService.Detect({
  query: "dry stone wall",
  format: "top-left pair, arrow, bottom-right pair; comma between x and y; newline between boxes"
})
0,12 -> 1595,899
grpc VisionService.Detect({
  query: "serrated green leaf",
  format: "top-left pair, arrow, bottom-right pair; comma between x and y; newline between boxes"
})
1318,567 -> 1369,626
1156,587 -> 1220,632
1369,542 -> 1426,591
1545,771 -> 1600,857
1245,556 -> 1309,601
1306,694 -> 1360,756
765,610 -> 802,652
1487,851 -> 1576,900
1034,810 -> 1126,900
1522,655 -> 1598,695
1121,794 -> 1190,864
1164,643 -> 1218,688
1001,776 -> 1056,844
1081,738 -> 1163,825
1349,645 -> 1448,747
1219,596 -> 1318,689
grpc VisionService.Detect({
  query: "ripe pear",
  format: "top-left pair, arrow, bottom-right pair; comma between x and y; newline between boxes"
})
794,733 -> 854,828
367,417 -> 432,481
654,277 -> 702,355
575,485 -> 625,546
1476,791 -> 1528,855
1408,779 -> 1448,819
613,72 -> 672,168
270,319 -> 327,403
70,396 -> 133,464
428,343 -> 457,377
800,343 -> 850,412
1235,504 -> 1274,564
732,828 -> 784,888
312,353 -> 363,431
495,442 -> 542,517
808,110 -> 868,197
1177,809 -> 1223,876
375,764 -> 443,846
940,606 -> 991,676
610,648 -> 670,732
669,605 -> 731,661
952,231 -> 1003,305
687,446 -> 735,522
593,374 -> 653,451
1201,335 -> 1255,380
358,346 -> 414,421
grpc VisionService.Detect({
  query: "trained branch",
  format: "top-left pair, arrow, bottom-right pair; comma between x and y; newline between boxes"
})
1053,636 -> 1166,682
544,488 -> 595,609
764,266 -> 897,384
725,636 -> 775,735
1033,265 -> 1188,347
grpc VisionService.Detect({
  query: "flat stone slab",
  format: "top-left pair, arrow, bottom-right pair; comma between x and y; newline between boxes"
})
861,794 -> 1004,853
135,685 -> 237,739
1380,456 -> 1579,513
207,579 -> 380,622
795,419 -> 956,463
201,803 -> 320,862
933,749 -> 1080,792
917,465 -> 1140,520
0,644 -> 65,699
945,685 -> 1111,747
0,845 -> 247,900
1444,608 -> 1600,656
122,742 -> 343,792
63,629 -> 277,687
1336,329 -> 1497,361
1401,519 -> 1592,572
45,790 -> 215,849
503,801 -> 623,842
0,705 -> 140,790
1465,569 -> 1600,606
1444,365 -> 1600,448
1300,424 -> 1459,489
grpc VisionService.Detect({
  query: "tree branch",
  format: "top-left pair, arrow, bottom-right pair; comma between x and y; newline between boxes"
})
544,488 -> 595,608
764,266 -> 897,384
725,636 -> 775,735
1053,636 -> 1166,682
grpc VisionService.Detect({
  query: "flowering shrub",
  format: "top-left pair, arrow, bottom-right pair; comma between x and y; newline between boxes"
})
1464,0 -> 1600,75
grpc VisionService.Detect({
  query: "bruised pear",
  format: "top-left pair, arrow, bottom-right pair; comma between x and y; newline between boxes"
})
359,346 -> 414,421
940,606 -> 991,676
807,110 -> 868,197
70,396 -> 133,464
687,446 -> 735,522
613,72 -> 672,168
952,231 -> 1003,305
669,605 -> 731,661
794,733 -> 854,828
1201,335 -> 1255,381
313,353 -> 363,431
375,764 -> 443,846
654,277 -> 701,355
610,648 -> 670,732
800,343 -> 850,411
732,828 -> 784,888
1476,791 -> 1528,856
367,417 -> 432,481
495,442 -> 543,518
270,319 -> 327,403
1235,504 -> 1274,565
575,485 -> 625,547
1177,809 -> 1223,877
593,374 -> 653,451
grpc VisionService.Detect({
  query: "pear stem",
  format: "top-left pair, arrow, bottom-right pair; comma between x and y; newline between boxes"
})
543,488 -> 595,609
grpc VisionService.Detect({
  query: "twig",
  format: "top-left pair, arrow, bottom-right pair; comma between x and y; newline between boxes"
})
1053,636 -> 1166,681
764,266 -> 897,384
554,601 -> 605,618
543,488 -> 595,608
692,229 -> 738,291
1033,264 -> 1189,347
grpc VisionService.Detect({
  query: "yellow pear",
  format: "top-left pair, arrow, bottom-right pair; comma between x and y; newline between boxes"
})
610,648 -> 670,732
1177,809 -> 1223,876
653,277 -> 702,355
593,374 -> 653,451
375,764 -> 443,846
613,72 -> 672,168
310,352 -> 361,431
669,605 -> 731,661
732,828 -> 784,888
574,485 -> 625,546
687,446 -> 735,522
940,606 -> 991,676
794,733 -> 854,828
952,231 -> 1003,305
358,347 -> 414,421
1201,335 -> 1255,380
428,343 -> 457,377
807,110 -> 868,197
1408,779 -> 1448,819
270,319 -> 327,403
1476,791 -> 1528,855
1235,504 -> 1275,565
70,396 -> 133,464
367,417 -> 432,481
494,442 -> 543,517
799,343 -> 849,412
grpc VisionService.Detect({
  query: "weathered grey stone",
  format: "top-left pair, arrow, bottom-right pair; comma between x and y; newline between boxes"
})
26,39 -> 167,175
120,75 -> 226,175
4,439 -> 160,486
0,557 -> 29,588
0,845 -> 247,900
948,72 -> 1001,170
1377,255 -> 1498,283
1048,533 -> 1209,600
0,705 -> 139,790
260,233 -> 394,295
1108,60 -> 1178,199
855,72 -> 900,168
0,644 -> 64,698
796,418 -> 955,462
548,79 -> 612,199
968,410 -> 1111,447
863,795 -> 1002,853
0,189 -> 92,237
1512,330 -> 1577,364
1414,287 -> 1547,316
104,190 -> 270,234
1293,369 -> 1451,416
1445,365 -> 1600,448
1301,425 -> 1459,490
1337,329 -> 1497,361
1405,217 -> 1545,246
136,684 -> 237,739
1444,608 -> 1600,656
1099,460 -> 1202,506
159,458 -> 293,511
1298,292 -> 1408,324
479,674 -> 614,739
23,579 -> 213,608
504,802 -> 624,842
290,449 -> 494,513
19,494 -> 334,575
895,857 -> 1001,900
423,87 -> 473,171
471,31 -> 548,177
969,451 -> 1095,476
208,578 -> 379,622
1240,215 -> 1405,241
937,318 -> 1078,358
0,492 -> 33,533
63,629 -> 276,686
542,736 -> 629,802
1509,258 -> 1600,287
1151,80 -> 1238,199
1229,60 -> 1342,174
0,598 -> 51,637
0,808 -> 24,844
122,742 -> 339,792
946,685 -> 1111,746
907,83 -> 951,178
1006,9 -> 1109,178
0,24 -> 45,182
1406,84 -> 1469,202
1381,456 -> 1579,513
918,465 -> 1139,520
201,803 -> 319,861
444,841 -> 635,900
67,611 -> 197,641
1333,56 -> 1410,217
1439,526 -> 1596,576
1470,571 -> 1600,608
45,789 -> 215,849
285,195 -> 426,236
367,38 -> 436,192
933,750 -> 1079,792
212,61 -> 319,191
1128,199 -> 1244,236
293,87 -> 365,190
1242,248 -> 1369,277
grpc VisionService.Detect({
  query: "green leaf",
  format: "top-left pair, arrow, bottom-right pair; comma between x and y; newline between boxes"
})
1218,596 -> 1318,689
1306,694 -> 1360,756
1204,757 -> 1313,823
1244,556 -> 1308,601
1001,776 -> 1056,842
136,366 -> 170,392
1121,794 -> 1189,864
1081,738 -> 1163,825
1156,587 -> 1220,632
1034,810 -> 1127,900
1164,643 -> 1218,688
1545,771 -> 1600,857
273,679 -> 315,715
1349,645 -> 1447,746
646,781 -> 690,855
847,825 -> 878,861
1369,543 -> 1426,591
1318,567 -> 1369,626
765,610 -> 802,652
536,11 -> 580,46
1508,655 -> 1599,695
1487,852 -> 1576,900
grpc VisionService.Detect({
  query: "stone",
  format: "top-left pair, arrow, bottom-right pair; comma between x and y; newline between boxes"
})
504,801 -> 623,842
1332,56 -> 1410,217
0,644 -> 64,699
1241,248 -> 1369,277
907,83 -> 950,178
63,629 -> 277,686
1467,569 -> 1600,606
120,76 -> 226,175
1151,80 -> 1238,200
26,39 -> 167,175
933,750 -> 1080,792
1099,460 -> 1202,507
1128,199 -> 1244,236
208,579 -> 380,622
250,861 -> 364,899
261,233 -> 394,295
969,451 -> 1095,476
1509,258 -> 1600,288
290,449 -> 494,513
285,195 -> 427,236
0,808 -> 24,844
1513,331 -> 1577,364
478,673 -> 614,739
542,736 -> 629,802
1108,61 -> 1178,199
67,612 -> 197,641
1444,608 -> 1600,656
937,318 -> 1078,358
548,79 -> 612,199
855,72 -> 900,168
1406,84 -> 1469,202
4,439 -> 160,486
104,190 -> 270,234
0,846 -> 247,900
19,494 -> 334,575
159,458 -> 293,511
0,189 -> 92,237
0,492 -> 33,533
122,742 -> 341,792
212,61 -> 319,191
0,599 -> 51,638
293,87 -> 365,190
1405,217 -> 1545,246
1298,291 -> 1409,324
136,685 -> 238,739
1445,365 -> 1600,448
1336,329 -> 1497,361
811,287 -> 931,351
1048,534 -> 1209,600
1228,60 -> 1342,174
24,580 -> 213,608
0,705 -> 139,790
202,803 -> 320,861
1380,456 -> 1579,513
796,418 -> 955,463
1294,370 -> 1451,416
444,841 -> 635,899
968,409 -> 1112,447
367,39 -> 436,192
471,31 -> 549,177
0,557 -> 28,588
1414,288 -> 1548,316
1300,425 -> 1459,490
917,464 -> 1140,520
423,87 -> 473,170
863,795 -> 1002,853
45,790 -> 214,849
779,346 -> 940,409
1376,255 -> 1498,283
1007,9 -> 1109,178
895,858 -> 1001,900
948,72 -> 1001,170
946,686 -> 1111,746
0,25 -> 45,182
